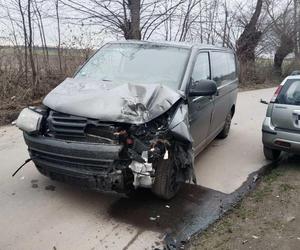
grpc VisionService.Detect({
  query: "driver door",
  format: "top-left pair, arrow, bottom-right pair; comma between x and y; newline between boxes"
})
188,52 -> 214,155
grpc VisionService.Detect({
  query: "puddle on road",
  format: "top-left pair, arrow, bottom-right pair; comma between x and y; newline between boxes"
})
108,184 -> 221,233
108,183 -> 229,249
108,166 -> 269,249
25,167 -> 267,249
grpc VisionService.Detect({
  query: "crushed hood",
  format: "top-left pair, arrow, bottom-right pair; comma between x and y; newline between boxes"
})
43,77 -> 183,124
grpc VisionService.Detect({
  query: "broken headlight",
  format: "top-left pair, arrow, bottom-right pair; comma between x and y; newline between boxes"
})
16,107 -> 43,133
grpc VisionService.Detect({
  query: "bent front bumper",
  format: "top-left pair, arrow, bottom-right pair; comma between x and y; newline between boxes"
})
262,117 -> 300,154
24,133 -> 130,191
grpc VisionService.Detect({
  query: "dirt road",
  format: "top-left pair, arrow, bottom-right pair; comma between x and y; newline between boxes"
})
0,88 -> 275,250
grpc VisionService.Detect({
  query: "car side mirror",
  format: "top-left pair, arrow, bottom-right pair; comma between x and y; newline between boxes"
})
189,79 -> 217,97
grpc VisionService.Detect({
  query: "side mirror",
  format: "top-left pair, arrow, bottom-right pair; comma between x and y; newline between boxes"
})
189,79 -> 217,97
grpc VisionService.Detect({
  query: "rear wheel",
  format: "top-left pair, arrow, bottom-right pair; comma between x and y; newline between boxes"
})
217,112 -> 232,139
263,146 -> 281,161
152,155 -> 181,200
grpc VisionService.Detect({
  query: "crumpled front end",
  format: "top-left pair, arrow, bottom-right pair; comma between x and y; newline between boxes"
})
19,97 -> 195,198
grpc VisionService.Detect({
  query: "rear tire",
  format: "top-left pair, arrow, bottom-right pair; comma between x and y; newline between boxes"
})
217,112 -> 232,139
152,155 -> 181,200
263,146 -> 281,161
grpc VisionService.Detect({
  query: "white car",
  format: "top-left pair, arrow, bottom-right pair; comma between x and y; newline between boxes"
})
262,75 -> 300,160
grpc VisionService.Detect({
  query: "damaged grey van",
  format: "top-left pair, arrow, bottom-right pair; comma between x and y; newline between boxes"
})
16,41 -> 238,199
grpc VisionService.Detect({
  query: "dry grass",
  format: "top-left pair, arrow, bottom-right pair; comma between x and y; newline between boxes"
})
0,46 -> 88,125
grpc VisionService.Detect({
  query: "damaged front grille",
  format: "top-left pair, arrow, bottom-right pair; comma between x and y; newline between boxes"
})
30,149 -> 113,172
46,110 -> 121,144
47,111 -> 87,136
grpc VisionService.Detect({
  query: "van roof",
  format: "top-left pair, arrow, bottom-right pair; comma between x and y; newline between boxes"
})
108,40 -> 234,52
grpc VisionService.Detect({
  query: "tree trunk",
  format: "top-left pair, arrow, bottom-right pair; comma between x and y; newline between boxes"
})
236,0 -> 263,64
273,35 -> 294,75
7,11 -> 23,72
236,0 -> 263,82
222,1 -> 228,47
294,0 -> 300,59
126,0 -> 141,39
34,0 -> 49,71
18,0 -> 28,85
27,0 -> 37,86
56,0 -> 63,73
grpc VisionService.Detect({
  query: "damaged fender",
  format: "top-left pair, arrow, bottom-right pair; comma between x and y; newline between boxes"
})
168,103 -> 196,184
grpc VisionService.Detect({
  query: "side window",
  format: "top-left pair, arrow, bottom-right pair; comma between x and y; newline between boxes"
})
211,51 -> 237,86
191,52 -> 210,84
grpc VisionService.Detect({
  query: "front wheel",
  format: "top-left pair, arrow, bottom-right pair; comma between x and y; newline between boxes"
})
217,112 -> 232,139
152,155 -> 181,200
263,146 -> 281,161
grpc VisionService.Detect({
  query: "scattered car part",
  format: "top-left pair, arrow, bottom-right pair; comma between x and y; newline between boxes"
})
12,158 -> 34,177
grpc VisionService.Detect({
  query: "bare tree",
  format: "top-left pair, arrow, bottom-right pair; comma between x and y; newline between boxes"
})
222,0 -> 228,47
127,0 -> 141,39
56,0 -> 63,73
27,0 -> 37,85
177,0 -> 199,41
236,0 -> 263,64
267,0 -> 295,75
293,0 -> 300,59
60,0 -> 184,40
17,0 -> 28,84
33,0 -> 49,70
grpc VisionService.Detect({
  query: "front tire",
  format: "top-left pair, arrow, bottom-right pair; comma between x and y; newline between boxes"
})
152,155 -> 181,200
263,146 -> 281,161
217,112 -> 232,139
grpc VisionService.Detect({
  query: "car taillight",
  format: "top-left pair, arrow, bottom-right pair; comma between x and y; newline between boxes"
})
270,85 -> 283,103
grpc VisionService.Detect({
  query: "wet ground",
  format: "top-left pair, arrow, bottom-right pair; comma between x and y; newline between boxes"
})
0,88 -> 275,249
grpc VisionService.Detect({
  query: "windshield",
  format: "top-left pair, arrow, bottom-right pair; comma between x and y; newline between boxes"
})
75,43 -> 189,89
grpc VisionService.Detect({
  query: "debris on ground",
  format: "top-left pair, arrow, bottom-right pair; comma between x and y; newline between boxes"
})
252,174 -> 259,183
286,216 -> 296,223
45,185 -> 56,191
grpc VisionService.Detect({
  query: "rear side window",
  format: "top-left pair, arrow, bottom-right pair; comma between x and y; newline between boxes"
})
210,52 -> 237,86
277,79 -> 300,105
